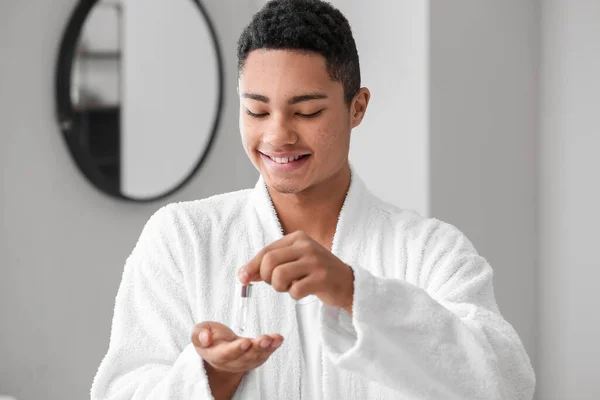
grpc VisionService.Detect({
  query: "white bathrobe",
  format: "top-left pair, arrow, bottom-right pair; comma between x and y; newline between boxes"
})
90,170 -> 536,400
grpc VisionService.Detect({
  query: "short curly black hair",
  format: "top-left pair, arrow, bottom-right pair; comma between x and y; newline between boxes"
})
237,0 -> 361,104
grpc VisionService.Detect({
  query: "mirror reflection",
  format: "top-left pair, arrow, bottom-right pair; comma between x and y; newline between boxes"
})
58,0 -> 223,201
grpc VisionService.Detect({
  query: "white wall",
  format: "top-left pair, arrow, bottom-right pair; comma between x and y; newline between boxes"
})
538,1 -> 600,399
329,0 -> 430,217
0,1 -> 258,399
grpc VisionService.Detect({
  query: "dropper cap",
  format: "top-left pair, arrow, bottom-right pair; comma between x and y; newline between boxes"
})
240,284 -> 252,298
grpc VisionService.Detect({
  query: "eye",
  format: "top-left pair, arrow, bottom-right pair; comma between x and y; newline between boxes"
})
245,109 -> 268,118
297,110 -> 324,118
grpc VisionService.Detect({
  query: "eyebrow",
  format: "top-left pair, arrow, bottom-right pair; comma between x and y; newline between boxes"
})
241,92 -> 328,105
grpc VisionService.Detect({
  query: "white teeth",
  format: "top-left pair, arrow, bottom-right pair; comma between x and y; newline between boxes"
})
270,155 -> 303,164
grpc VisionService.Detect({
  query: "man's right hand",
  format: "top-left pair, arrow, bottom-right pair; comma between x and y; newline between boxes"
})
191,321 -> 283,398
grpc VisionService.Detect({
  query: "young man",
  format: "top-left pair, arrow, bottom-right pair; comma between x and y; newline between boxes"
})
91,0 -> 535,399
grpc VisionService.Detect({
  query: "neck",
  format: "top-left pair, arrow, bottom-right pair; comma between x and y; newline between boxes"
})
267,165 -> 351,250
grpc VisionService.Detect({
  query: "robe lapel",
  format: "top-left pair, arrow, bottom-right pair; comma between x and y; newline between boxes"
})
242,177 -> 301,400
245,167 -> 376,400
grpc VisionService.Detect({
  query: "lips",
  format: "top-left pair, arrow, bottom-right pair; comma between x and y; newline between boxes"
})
258,151 -> 311,172
260,152 -> 310,164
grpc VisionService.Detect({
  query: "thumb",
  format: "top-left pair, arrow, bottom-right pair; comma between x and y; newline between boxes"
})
199,329 -> 211,347
191,322 -> 213,348
206,321 -> 238,342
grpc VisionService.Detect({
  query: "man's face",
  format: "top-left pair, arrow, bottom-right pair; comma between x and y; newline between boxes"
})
238,50 -> 353,195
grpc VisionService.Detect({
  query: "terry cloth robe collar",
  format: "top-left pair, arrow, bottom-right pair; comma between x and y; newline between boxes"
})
237,165 -> 368,399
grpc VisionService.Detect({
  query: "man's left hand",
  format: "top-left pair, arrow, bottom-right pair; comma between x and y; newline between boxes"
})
238,231 -> 354,314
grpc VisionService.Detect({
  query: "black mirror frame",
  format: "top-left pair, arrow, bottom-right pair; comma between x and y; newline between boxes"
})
54,0 -> 225,203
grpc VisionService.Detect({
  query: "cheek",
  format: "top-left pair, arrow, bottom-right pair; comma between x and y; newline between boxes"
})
240,119 -> 259,151
314,118 -> 349,156
320,132 -> 347,159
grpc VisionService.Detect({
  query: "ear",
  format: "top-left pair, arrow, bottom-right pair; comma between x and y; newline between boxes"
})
350,87 -> 371,129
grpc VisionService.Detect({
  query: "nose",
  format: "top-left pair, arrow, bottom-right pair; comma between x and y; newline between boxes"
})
262,114 -> 298,148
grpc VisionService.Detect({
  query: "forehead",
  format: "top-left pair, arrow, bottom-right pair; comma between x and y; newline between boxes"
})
239,49 -> 341,95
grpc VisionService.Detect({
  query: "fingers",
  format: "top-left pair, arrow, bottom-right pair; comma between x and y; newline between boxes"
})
193,324 -> 285,374
211,337 -> 253,362
270,261 -> 310,292
267,334 -> 284,347
192,325 -> 252,364
288,275 -> 319,300
191,322 -> 213,348
192,321 -> 239,350
192,321 -> 284,351
252,334 -> 284,350
239,245 -> 305,285
239,232 -> 308,284
260,248 -> 306,285
204,334 -> 283,367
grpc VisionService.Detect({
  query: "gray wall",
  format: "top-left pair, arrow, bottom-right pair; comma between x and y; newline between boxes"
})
4,0 -> 583,399
538,0 -> 600,398
0,1 -> 257,399
429,1 -> 539,368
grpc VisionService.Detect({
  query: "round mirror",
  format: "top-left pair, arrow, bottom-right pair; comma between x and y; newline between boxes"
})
55,0 -> 223,202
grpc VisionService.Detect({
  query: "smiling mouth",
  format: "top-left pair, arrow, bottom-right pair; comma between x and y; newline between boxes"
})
261,153 -> 310,164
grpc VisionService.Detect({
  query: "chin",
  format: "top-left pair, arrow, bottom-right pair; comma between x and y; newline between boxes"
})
264,176 -> 309,195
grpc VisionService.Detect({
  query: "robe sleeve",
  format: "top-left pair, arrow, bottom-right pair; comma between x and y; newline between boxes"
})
320,220 -> 536,400
90,205 -> 214,400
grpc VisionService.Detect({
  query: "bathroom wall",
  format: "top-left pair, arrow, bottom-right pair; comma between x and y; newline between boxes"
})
333,0 -> 539,369
0,0 -> 544,399
329,0 -> 430,217
0,1 -> 430,398
538,0 -> 600,398
0,1 -> 258,398
429,0 -> 540,370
